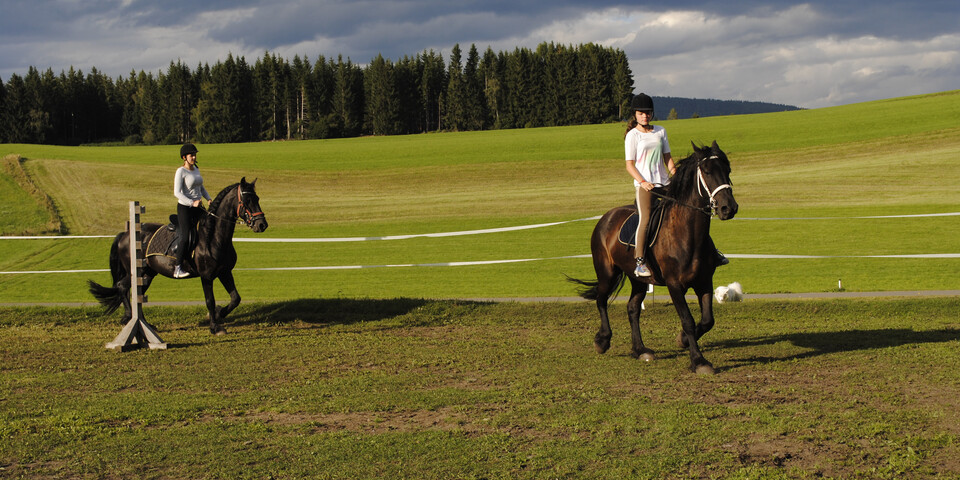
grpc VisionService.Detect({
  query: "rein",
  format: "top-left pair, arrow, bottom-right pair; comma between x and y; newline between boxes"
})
651,155 -> 732,217
649,189 -> 712,216
205,185 -> 263,227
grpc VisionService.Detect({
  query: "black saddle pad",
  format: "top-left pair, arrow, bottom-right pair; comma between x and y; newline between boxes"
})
618,197 -> 666,248
145,225 -> 181,258
618,212 -> 641,247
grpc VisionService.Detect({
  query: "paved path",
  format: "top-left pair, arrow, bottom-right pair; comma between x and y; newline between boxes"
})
470,290 -> 960,303
2,290 -> 957,308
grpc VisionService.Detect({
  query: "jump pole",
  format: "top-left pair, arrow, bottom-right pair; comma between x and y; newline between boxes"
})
105,201 -> 167,352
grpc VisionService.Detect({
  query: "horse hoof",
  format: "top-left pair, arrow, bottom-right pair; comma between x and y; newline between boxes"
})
594,336 -> 611,354
639,352 -> 656,362
211,326 -> 227,336
695,364 -> 716,375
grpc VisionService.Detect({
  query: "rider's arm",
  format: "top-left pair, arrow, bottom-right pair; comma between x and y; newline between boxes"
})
626,161 -> 653,190
173,168 -> 191,205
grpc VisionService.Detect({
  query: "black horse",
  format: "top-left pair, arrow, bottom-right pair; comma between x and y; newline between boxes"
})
88,178 -> 268,334
570,142 -> 738,374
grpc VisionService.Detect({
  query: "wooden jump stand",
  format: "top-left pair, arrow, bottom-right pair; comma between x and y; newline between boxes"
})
105,201 -> 167,352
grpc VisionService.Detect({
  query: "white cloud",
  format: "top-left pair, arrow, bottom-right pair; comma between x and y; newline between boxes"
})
0,1 -> 957,108
496,5 -> 959,108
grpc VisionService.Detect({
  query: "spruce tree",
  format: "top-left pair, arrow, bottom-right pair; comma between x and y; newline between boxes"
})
444,44 -> 465,131
364,54 -> 398,135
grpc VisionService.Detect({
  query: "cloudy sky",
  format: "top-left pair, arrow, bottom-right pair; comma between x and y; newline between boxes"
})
1,0 -> 957,108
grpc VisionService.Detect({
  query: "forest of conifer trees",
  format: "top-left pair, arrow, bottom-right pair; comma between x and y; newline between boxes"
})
0,42 -> 633,145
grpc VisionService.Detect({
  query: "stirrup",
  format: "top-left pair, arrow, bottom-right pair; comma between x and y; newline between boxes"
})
634,258 -> 651,277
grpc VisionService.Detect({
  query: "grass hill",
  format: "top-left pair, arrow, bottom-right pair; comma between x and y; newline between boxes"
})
1,90 -> 958,302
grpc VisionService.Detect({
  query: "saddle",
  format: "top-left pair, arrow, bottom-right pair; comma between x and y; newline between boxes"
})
618,193 -> 667,250
144,214 -> 195,259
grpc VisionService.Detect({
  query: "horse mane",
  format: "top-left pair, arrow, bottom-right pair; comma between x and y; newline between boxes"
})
206,182 -> 239,219
664,144 -> 730,200
664,150 -> 702,200
199,182 -> 240,247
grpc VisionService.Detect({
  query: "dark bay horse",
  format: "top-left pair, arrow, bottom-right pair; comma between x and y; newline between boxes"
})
88,178 -> 268,335
570,142 -> 737,374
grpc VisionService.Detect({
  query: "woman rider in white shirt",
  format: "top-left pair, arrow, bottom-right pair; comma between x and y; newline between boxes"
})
624,93 -> 674,277
172,143 -> 211,278
624,93 -> 728,277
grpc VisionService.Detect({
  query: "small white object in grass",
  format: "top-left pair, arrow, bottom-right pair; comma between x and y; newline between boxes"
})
714,282 -> 743,303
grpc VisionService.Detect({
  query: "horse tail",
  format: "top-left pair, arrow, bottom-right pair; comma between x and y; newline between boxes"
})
87,233 -> 124,314
565,274 -> 626,301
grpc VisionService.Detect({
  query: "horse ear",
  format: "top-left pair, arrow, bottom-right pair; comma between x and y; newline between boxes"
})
240,176 -> 247,185
711,140 -> 720,151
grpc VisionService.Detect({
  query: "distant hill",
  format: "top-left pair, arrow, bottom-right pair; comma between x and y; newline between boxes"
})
652,96 -> 801,120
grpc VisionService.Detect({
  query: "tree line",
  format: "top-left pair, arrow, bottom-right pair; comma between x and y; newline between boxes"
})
0,42 -> 633,145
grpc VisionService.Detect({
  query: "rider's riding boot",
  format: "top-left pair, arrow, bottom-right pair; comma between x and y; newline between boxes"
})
716,249 -> 729,266
634,258 -> 651,277
173,264 -> 190,278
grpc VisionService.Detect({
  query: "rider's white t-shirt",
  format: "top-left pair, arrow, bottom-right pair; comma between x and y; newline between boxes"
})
624,125 -> 671,188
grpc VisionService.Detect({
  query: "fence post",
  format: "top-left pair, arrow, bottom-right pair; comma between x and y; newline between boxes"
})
104,201 -> 167,352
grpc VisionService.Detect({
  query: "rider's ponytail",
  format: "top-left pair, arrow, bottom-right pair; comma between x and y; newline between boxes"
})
625,117 -> 638,137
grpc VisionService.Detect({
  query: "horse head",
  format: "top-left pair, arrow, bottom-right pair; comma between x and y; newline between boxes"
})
237,177 -> 268,233
693,141 -> 738,220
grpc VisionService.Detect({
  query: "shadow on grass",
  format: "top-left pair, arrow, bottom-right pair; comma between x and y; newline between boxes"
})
712,328 -> 960,370
223,297 -> 490,329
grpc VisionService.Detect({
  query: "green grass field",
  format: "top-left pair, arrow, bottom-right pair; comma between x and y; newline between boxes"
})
2,91 -> 959,303
1,298 -> 958,478
2,91 -> 960,478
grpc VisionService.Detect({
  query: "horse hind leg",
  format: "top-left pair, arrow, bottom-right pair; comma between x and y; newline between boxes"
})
116,276 -> 133,323
592,268 -> 624,354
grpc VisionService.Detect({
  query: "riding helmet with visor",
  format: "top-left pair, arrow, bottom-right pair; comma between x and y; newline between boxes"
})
180,143 -> 198,158
630,93 -> 654,115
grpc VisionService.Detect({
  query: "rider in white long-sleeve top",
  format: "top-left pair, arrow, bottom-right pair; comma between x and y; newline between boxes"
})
172,143 -> 211,278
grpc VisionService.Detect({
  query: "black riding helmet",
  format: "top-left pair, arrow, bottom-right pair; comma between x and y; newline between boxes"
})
180,143 -> 198,158
630,93 -> 654,114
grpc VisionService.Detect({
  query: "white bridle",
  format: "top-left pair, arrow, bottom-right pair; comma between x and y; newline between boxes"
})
697,155 -> 732,216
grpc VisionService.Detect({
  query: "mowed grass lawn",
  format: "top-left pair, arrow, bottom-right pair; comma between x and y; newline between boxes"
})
1,92 -> 959,478
3,91 -> 960,302
1,297 -> 959,478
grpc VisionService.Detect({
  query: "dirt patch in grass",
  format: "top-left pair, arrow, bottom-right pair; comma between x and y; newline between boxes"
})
226,405 -> 552,438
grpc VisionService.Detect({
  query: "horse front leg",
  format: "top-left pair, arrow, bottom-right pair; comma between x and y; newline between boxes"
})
215,271 -> 242,321
668,286 -> 715,374
676,282 -> 716,347
694,282 -> 715,339
201,278 -> 226,335
627,279 -> 655,361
